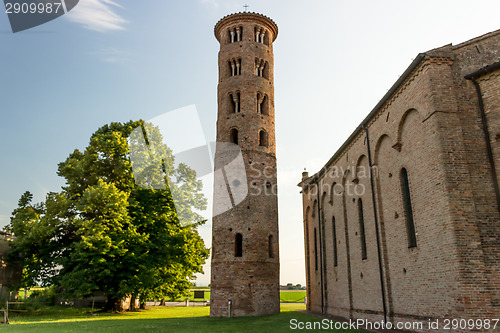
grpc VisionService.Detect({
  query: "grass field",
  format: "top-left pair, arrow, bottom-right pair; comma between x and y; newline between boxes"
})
3,304 -> 368,332
279,291 -> 306,303
168,290 -> 306,303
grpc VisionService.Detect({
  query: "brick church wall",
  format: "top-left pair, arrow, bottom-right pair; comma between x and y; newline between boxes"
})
300,30 -> 500,332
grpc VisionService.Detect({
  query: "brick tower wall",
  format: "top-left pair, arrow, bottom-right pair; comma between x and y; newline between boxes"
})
210,12 -> 280,317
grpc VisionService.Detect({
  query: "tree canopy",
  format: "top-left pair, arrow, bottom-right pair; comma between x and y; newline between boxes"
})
6,120 -> 209,310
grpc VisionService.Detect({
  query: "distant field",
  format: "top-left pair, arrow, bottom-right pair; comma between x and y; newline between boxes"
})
164,290 -> 306,303
19,288 -> 306,304
279,291 -> 306,303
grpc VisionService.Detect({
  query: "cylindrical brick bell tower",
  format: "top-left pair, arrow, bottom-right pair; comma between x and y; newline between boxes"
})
210,12 -> 279,317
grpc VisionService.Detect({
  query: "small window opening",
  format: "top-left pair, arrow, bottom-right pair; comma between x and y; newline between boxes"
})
358,199 -> 367,260
259,130 -> 268,147
235,233 -> 242,257
401,168 -> 417,248
268,235 -> 274,258
230,128 -> 239,145
314,228 -> 318,271
332,216 -> 338,267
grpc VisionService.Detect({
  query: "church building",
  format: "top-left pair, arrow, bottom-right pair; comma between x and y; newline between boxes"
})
299,29 -> 500,332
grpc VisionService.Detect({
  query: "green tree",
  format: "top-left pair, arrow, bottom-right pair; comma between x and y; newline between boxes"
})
7,120 -> 209,311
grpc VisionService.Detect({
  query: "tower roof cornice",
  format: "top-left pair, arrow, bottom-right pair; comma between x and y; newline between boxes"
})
214,12 -> 278,42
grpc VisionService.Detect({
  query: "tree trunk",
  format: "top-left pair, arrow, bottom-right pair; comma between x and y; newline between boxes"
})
103,296 -> 124,312
139,299 -> 146,309
129,294 -> 138,311
160,298 -> 166,306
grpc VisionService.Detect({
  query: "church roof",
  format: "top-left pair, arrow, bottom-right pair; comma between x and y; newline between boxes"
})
302,29 -> 500,189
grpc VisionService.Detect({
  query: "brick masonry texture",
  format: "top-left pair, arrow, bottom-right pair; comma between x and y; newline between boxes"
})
210,13 -> 280,317
299,30 -> 500,332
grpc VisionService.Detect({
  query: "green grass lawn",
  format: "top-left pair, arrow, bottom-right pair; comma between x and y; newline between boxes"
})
2,304 -> 368,332
167,290 -> 306,303
279,291 -> 306,303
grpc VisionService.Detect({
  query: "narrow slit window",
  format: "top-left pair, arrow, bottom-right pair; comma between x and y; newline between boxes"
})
268,235 -> 274,258
235,233 -> 242,257
332,216 -> 338,267
259,130 -> 268,147
314,228 -> 318,271
401,168 -> 417,248
230,128 -> 238,145
358,199 -> 367,260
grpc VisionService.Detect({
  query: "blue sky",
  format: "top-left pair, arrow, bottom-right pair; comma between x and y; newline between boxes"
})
1,0 -> 500,286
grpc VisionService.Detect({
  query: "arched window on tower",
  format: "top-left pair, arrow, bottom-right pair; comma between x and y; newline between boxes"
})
259,130 -> 268,147
228,58 -> 242,77
268,235 -> 274,258
228,26 -> 243,43
230,128 -> 239,145
254,27 -> 268,45
358,198 -> 367,260
235,233 -> 243,257
229,92 -> 240,113
401,168 -> 417,248
257,93 -> 269,115
255,58 -> 268,79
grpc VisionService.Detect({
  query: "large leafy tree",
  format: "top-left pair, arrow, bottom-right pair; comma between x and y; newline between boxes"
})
6,120 -> 209,311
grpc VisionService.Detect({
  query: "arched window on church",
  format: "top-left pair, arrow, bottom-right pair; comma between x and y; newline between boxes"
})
332,216 -> 338,267
314,228 -> 318,271
235,233 -> 243,257
259,130 -> 268,147
268,235 -> 274,258
358,199 -> 367,260
230,128 -> 239,145
401,168 -> 417,248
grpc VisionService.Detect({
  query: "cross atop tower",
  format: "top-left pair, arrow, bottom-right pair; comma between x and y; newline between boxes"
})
243,4 -> 249,12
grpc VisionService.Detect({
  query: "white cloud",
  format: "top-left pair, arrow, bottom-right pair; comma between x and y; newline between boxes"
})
199,0 -> 220,9
65,0 -> 127,32
89,47 -> 131,64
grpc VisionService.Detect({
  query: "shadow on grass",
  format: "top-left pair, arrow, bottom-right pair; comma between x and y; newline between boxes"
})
3,305 -> 366,332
